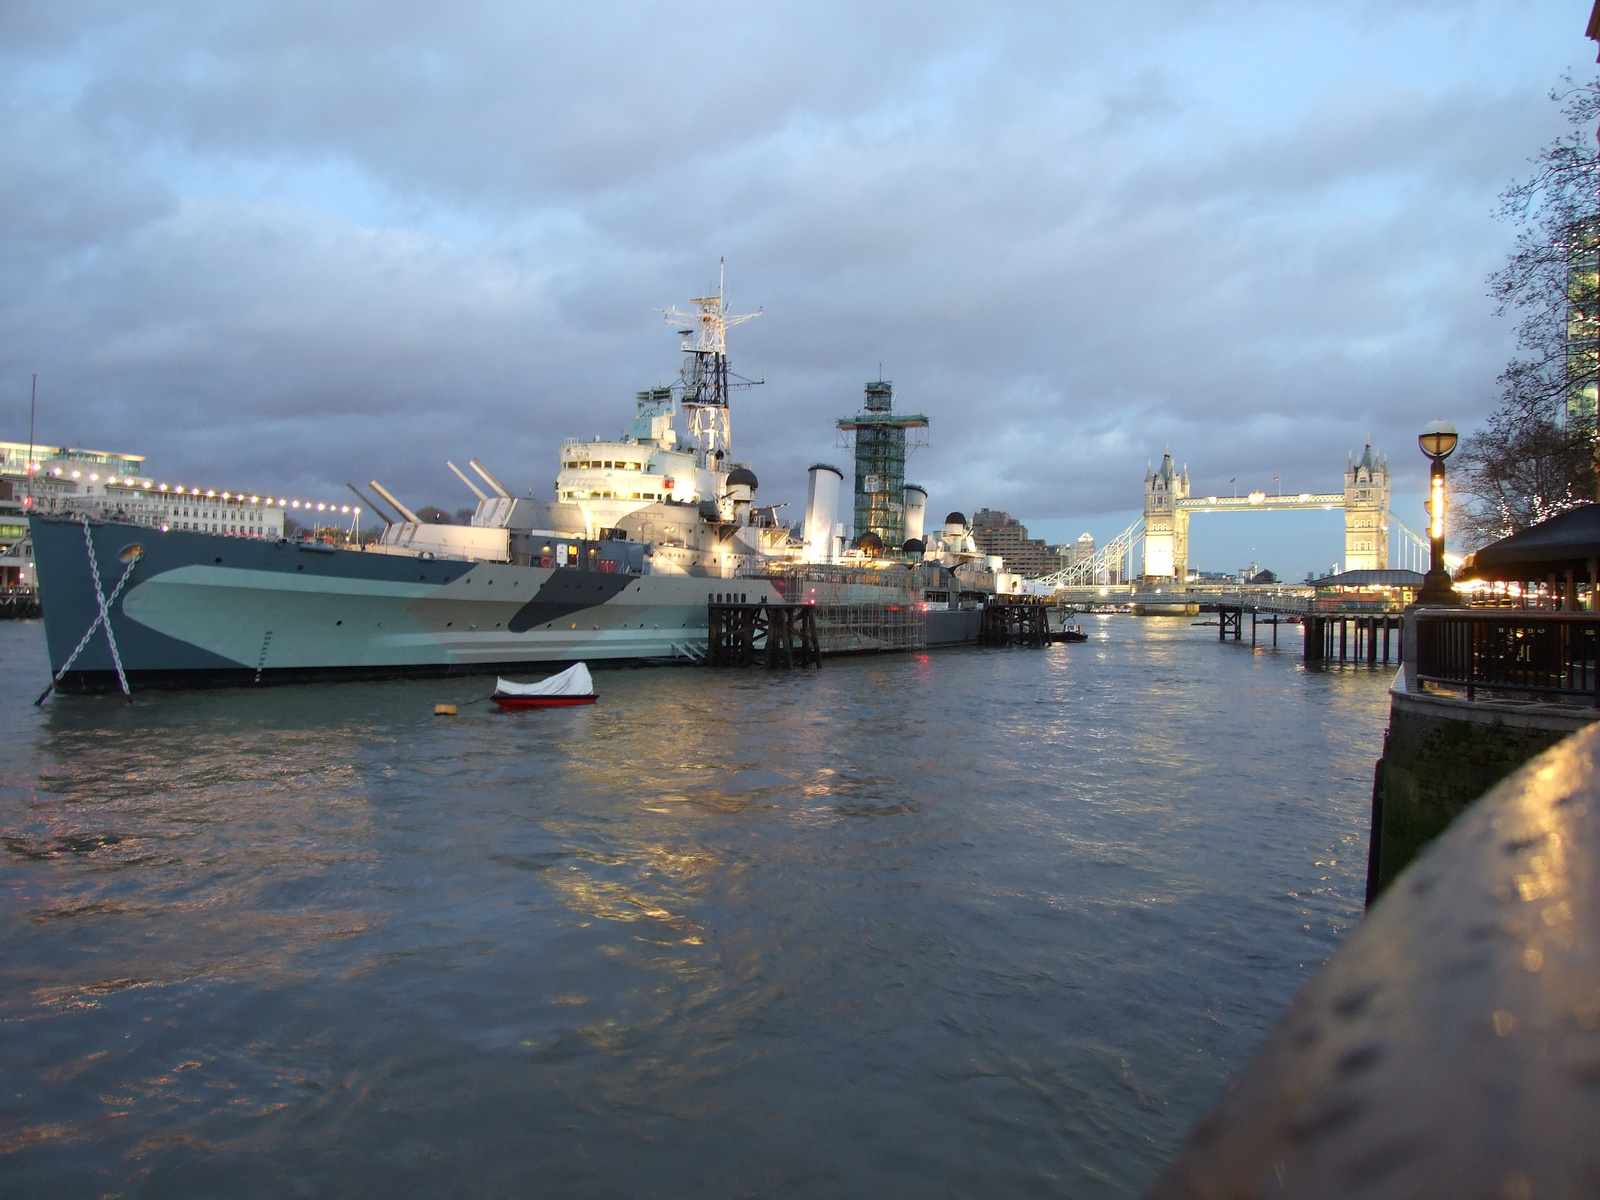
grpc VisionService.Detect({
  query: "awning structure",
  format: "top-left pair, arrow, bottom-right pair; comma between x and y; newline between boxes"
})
1455,504 -> 1600,582
1310,569 -> 1425,588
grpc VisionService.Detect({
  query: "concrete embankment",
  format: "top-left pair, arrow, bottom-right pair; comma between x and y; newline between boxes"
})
1370,685 -> 1597,899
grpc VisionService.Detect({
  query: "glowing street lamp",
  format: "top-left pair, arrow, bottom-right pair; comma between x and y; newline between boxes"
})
1417,419 -> 1460,606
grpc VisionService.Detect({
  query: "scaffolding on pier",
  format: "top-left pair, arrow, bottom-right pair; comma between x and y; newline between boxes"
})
758,563 -> 928,655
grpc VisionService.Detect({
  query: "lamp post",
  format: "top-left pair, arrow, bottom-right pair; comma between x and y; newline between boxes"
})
1417,419 -> 1460,606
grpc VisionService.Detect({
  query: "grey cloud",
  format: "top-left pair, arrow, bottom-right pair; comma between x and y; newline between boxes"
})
0,0 -> 1585,579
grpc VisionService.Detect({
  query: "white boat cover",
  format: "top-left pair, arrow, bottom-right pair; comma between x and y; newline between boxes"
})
493,662 -> 594,698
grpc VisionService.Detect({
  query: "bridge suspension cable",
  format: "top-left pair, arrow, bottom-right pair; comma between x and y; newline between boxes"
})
1030,517 -> 1145,586
1021,500 -> 1427,589
1389,513 -> 1429,573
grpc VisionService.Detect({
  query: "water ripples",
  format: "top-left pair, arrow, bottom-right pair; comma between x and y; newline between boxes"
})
0,617 -> 1392,1197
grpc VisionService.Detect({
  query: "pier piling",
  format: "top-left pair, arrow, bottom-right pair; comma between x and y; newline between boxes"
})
980,600 -> 1049,647
707,602 -> 821,668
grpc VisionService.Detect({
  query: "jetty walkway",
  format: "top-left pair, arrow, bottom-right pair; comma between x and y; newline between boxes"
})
1051,583 -> 1404,664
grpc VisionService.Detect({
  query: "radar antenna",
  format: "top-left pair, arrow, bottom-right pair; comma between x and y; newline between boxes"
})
661,258 -> 762,465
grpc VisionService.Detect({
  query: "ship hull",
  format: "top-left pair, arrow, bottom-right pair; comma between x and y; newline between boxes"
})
33,517 -> 981,693
31,517 -> 786,692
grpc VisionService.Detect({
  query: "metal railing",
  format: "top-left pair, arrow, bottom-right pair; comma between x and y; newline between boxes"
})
0,584 -> 40,618
1415,609 -> 1600,703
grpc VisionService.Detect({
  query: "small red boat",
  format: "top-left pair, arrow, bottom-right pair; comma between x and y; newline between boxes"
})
491,663 -> 597,710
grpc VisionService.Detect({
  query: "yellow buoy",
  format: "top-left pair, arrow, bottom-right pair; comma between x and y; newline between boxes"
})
434,703 -> 458,716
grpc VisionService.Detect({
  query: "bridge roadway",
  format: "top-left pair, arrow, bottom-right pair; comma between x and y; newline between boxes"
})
1174,492 -> 1345,514
1046,583 -> 1404,663
1050,583 -> 1321,614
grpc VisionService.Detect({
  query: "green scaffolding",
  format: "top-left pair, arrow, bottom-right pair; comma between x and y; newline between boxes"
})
837,381 -> 928,552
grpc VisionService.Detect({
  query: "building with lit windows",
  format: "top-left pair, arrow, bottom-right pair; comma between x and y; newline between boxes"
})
1344,443 -> 1390,572
0,439 -> 296,540
970,509 -> 1062,578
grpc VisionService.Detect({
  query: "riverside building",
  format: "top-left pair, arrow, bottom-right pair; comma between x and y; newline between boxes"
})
970,509 -> 1062,579
0,439 -> 295,540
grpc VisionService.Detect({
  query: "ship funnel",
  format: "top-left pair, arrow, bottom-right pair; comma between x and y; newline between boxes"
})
903,484 -> 927,543
805,463 -> 843,563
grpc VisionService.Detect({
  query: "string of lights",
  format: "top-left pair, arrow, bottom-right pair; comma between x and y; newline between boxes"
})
65,471 -> 363,516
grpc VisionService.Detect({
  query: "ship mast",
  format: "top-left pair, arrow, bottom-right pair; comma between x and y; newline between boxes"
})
662,259 -> 762,468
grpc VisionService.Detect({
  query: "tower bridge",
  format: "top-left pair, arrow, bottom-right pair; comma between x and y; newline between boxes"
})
1034,443 -> 1428,587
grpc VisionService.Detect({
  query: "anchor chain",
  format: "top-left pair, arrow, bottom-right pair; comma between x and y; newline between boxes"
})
34,516 -> 141,705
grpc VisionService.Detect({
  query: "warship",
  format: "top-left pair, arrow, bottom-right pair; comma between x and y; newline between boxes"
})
32,273 -> 985,693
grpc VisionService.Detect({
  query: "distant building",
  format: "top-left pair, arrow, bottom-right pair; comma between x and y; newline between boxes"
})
1,441 -> 147,496
970,509 -> 1060,578
0,480 -> 28,587
0,438 -> 289,541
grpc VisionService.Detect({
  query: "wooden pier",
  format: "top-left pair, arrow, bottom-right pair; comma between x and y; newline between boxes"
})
1214,606 -> 1287,647
707,602 -> 821,668
1302,613 -> 1401,665
980,600 -> 1049,647
1209,601 -> 1401,665
0,588 -> 40,619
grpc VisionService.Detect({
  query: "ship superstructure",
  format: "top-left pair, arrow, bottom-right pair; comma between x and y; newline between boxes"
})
357,266 -> 792,578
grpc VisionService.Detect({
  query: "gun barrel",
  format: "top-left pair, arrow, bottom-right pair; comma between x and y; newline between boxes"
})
369,480 -> 421,525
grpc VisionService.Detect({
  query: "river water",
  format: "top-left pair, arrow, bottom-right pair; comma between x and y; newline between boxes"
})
0,616 -> 1391,1198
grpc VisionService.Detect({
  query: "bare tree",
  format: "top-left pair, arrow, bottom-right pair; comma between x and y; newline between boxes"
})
1456,76 -> 1600,547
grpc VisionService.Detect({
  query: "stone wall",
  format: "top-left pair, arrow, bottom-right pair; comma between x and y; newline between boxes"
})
1370,688 -> 1598,898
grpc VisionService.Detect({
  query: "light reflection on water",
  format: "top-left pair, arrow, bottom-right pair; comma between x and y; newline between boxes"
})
0,616 -> 1391,1196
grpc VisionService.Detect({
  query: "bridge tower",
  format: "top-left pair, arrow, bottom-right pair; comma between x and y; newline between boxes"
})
1344,442 -> 1389,571
1143,450 -> 1190,582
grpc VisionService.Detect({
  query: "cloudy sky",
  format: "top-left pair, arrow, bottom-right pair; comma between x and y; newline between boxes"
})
1,1 -> 1592,575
